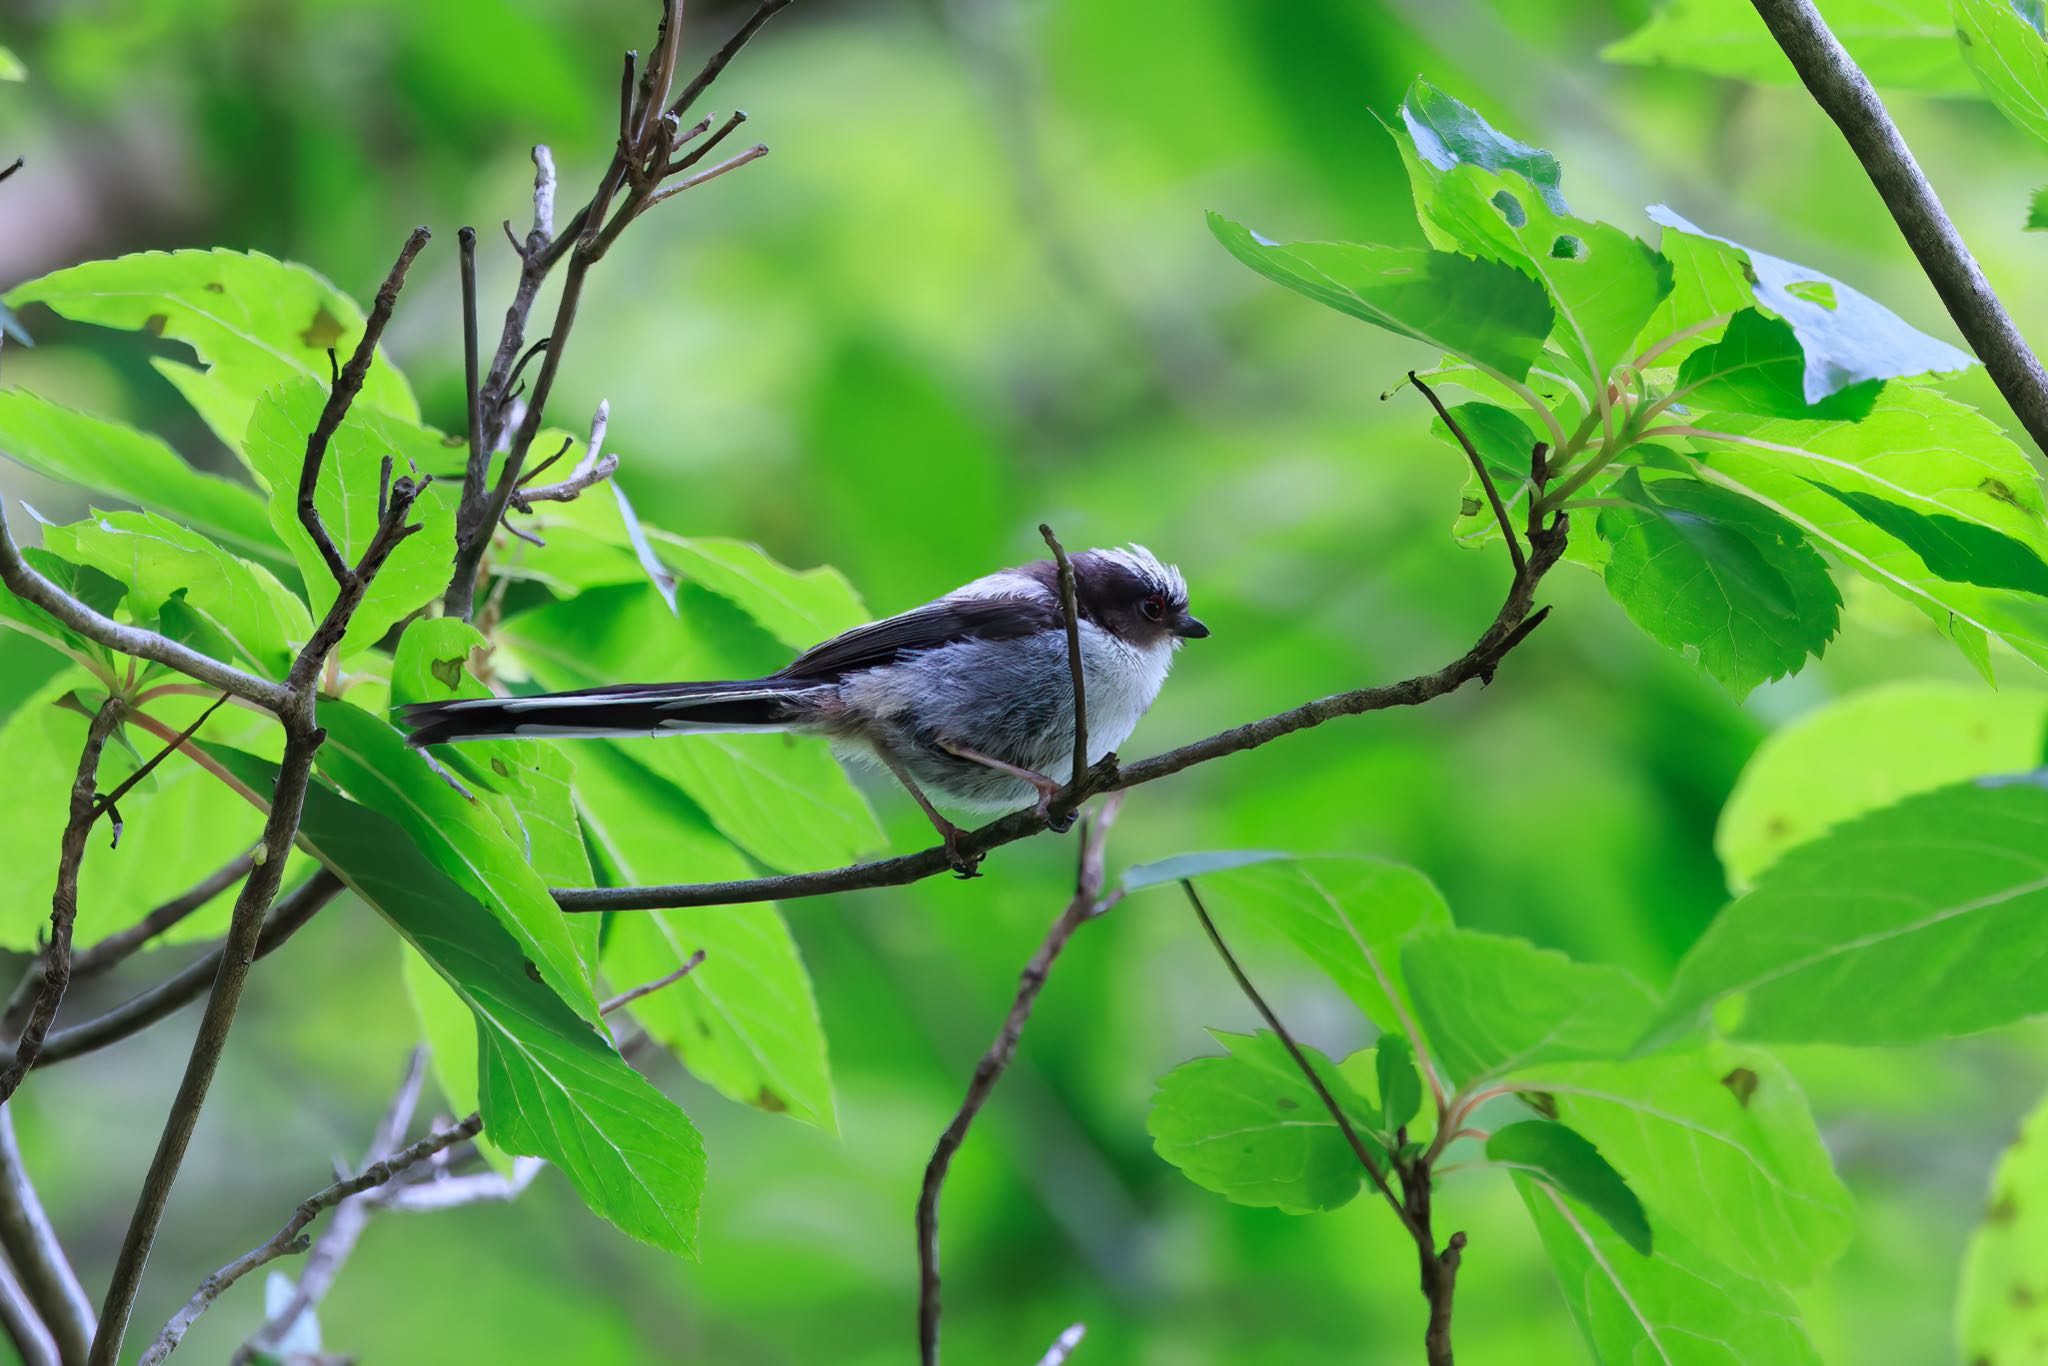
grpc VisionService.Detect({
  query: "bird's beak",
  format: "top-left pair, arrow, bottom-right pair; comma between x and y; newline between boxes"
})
1174,616 -> 1211,640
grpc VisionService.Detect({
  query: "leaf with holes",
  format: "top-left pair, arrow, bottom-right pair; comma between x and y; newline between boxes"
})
1649,207 -> 1972,400
208,743 -> 704,1255
1675,309 -> 1880,421
1396,78 -> 1566,252
5,250 -> 419,462
1488,1120 -> 1650,1254
1148,1031 -> 1383,1214
1520,1177 -> 1825,1366
578,741 -> 836,1131
1208,213 -> 1554,381
1595,473 -> 1840,696
243,378 -> 460,655
1522,1046 -> 1852,1284
1958,0 -> 2048,148
1648,777 -> 2048,1048
1603,0 -> 1971,91
1403,929 -> 1657,1086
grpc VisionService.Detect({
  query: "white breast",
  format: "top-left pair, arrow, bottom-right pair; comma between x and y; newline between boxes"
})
1074,623 -> 1175,764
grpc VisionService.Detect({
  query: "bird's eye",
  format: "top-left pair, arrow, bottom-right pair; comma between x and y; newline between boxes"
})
1141,594 -> 1165,621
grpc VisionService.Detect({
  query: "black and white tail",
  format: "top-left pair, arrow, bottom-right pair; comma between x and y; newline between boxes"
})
400,678 -> 823,746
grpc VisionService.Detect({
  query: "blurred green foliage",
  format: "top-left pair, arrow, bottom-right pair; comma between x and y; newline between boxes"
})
7,0 -> 2048,1361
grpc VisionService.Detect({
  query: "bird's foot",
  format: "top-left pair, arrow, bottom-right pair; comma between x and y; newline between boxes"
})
1031,777 -> 1079,833
940,822 -> 984,879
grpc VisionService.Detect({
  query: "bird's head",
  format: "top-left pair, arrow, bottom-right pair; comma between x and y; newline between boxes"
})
1072,545 -> 1208,649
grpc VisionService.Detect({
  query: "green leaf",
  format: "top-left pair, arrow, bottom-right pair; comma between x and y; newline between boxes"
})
642,532 -> 869,651
309,700 -> 603,1025
1958,1085 -> 2048,1364
1650,207 -> 1972,400
578,742 -> 836,1131
1649,777 -> 2048,1048
1808,479 -> 2048,595
1675,308 -> 1880,421
1488,1120 -> 1650,1254
1603,0 -> 1972,91
208,743 -> 703,1255
39,509 -> 311,676
1596,473 -> 1841,696
1519,1176 -> 1825,1366
1958,0 -> 2048,148
2029,186 -> 2048,229
0,548 -> 123,670
1400,79 -> 1565,212
243,378 -> 459,654
1429,401 -> 1542,552
0,675 -> 287,951
1207,213 -> 1554,382
1375,1034 -> 1422,1132
0,46 -> 24,81
4,250 -> 419,459
1717,680 -> 2048,889
1403,929 -> 1658,1085
1147,1030 -> 1381,1214
1120,849 -> 1293,891
1130,852 -> 1451,1036
1525,1047 -> 1853,1283
0,391 -> 282,564
1426,166 -> 1671,392
499,585 -> 882,873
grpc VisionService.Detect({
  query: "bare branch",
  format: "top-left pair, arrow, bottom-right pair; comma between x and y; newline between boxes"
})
0,1258 -> 56,1366
1749,0 -> 2048,455
91,694 -> 229,842
457,225 -> 487,545
297,228 -> 432,585
642,142 -> 769,210
1037,523 -> 1090,799
666,110 -> 746,175
599,949 -> 705,1015
1406,371 -> 1524,574
917,796 -> 1123,1366
553,525 -> 1567,913
1034,1324 -> 1086,1366
0,1108 -> 92,1366
665,0 -> 794,121
140,1113 -> 482,1365
531,144 -> 558,243
0,158 -> 21,187
578,398 -> 610,479
376,1156 -> 542,1213
0,698 -> 124,1104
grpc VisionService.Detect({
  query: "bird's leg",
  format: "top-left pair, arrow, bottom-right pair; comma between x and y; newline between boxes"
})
937,741 -> 1073,832
876,745 -> 982,878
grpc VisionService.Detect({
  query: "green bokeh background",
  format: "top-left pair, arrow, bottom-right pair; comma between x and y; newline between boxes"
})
3,0 -> 2046,1360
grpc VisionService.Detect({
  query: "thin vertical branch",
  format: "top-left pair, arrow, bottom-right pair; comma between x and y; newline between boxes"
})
0,1108 -> 92,1365
1038,524 -> 1088,794
1748,0 -> 2048,455
0,1257 -> 56,1366
917,796 -> 1123,1366
1407,371 -> 1524,574
457,225 -> 487,544
0,698 -> 124,1104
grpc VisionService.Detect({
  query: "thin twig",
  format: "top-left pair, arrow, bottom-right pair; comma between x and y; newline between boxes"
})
0,1108 -> 92,1365
667,110 -> 746,175
297,228 -> 432,585
0,698 -> 123,1104
0,158 -> 21,187
642,142 -> 769,210
1407,372 -> 1524,574
90,694 -> 229,839
0,1257 -> 55,1366
1034,1324 -> 1086,1366
1748,0 -> 2048,455
553,524 -> 1567,913
599,949 -> 706,1014
141,1113 -> 482,1365
665,0 -> 794,121
1038,524 -> 1088,796
513,455 -> 620,510
917,795 -> 1123,1366
458,225 -> 487,542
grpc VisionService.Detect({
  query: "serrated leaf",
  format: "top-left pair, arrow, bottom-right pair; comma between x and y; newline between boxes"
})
4,250 -> 419,459
208,743 -> 704,1255
1650,777 -> 2048,1048
1147,1030 -> 1382,1214
1649,207 -> 1972,400
1375,1033 -> 1422,1132
1129,852 -> 1450,1036
1525,1047 -> 1853,1283
1207,213 -> 1554,381
0,391 -> 282,564
1958,0 -> 2048,147
1520,1177 -> 1825,1365
1427,165 -> 1672,392
39,509 -> 311,676
642,532 -> 869,651
1403,929 -> 1658,1085
1398,77 -> 1567,230
1429,401 -> 1543,552
578,742 -> 836,1131
309,700 -> 602,1025
1675,308 -> 1881,420
243,378 -> 458,654
1596,473 -> 1840,696
1488,1120 -> 1650,1254
499,584 -> 882,873
1808,478 -> 2048,595
1718,680 -> 2048,889
1959,1085 -> 2048,1363
1603,0 -> 1972,91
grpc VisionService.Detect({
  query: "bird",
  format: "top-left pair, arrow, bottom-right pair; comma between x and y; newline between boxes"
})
401,544 -> 1208,871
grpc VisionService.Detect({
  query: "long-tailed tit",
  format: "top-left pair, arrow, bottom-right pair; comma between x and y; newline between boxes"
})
403,545 -> 1207,870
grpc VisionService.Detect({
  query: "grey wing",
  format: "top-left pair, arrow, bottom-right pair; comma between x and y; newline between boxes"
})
778,594 -> 1060,683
